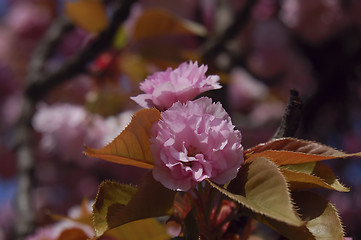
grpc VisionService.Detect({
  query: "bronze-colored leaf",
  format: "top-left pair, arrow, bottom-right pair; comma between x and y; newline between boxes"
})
209,157 -> 303,227
253,191 -> 345,239
246,150 -> 361,166
85,108 -> 161,169
93,181 -> 138,236
92,172 -> 175,237
293,191 -> 345,240
281,169 -> 349,192
133,9 -> 206,42
281,161 -> 349,192
245,138 -> 345,156
65,0 -> 108,33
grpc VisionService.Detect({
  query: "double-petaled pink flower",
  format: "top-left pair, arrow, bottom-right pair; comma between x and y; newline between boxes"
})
131,61 -> 221,111
150,97 -> 244,191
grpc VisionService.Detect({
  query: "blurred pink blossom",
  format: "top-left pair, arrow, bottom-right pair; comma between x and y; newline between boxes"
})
150,97 -> 243,191
166,220 -> 182,237
280,0 -> 344,43
0,28 -> 17,98
249,100 -> 285,127
210,200 -> 237,232
32,103 -> 92,161
59,28 -> 90,58
1,92 -> 22,129
131,61 -> 221,110
252,0 -> 277,20
5,2 -> 51,39
32,103 -> 133,166
227,68 -> 269,112
247,20 -> 291,79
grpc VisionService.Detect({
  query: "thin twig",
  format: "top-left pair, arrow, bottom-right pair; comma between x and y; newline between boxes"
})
26,0 -> 135,101
272,89 -> 303,139
26,16 -> 74,85
200,0 -> 258,60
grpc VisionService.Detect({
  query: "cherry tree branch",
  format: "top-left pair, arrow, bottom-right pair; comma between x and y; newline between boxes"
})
14,16 -> 73,240
200,0 -> 258,61
14,1 -> 135,239
26,0 -> 135,101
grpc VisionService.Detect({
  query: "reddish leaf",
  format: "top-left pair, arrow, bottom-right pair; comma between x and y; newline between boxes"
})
246,150 -> 361,166
245,137 -> 345,156
57,228 -> 89,240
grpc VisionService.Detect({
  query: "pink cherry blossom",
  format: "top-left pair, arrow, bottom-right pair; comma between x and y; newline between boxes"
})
32,103 -> 134,166
150,97 -> 243,191
131,61 -> 221,111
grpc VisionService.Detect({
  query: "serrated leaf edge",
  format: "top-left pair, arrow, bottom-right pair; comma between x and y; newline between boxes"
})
208,159 -> 304,227
245,137 -> 346,156
91,180 -> 138,237
281,168 -> 350,192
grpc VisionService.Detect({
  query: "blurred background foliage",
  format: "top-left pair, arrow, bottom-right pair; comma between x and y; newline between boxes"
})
1,0 -> 361,239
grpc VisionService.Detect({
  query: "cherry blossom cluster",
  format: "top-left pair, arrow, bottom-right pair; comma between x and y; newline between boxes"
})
132,61 -> 244,191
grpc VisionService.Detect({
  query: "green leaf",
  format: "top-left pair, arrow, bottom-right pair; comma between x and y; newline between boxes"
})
92,172 -> 176,237
282,162 -> 317,174
208,157 -> 303,227
85,108 -> 161,169
113,26 -> 128,49
281,162 -> 349,192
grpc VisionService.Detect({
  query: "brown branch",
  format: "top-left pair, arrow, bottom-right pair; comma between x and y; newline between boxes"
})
14,16 -> 73,240
26,0 -> 135,102
272,89 -> 303,139
26,16 -> 74,85
14,1 -> 135,239
200,0 -> 258,61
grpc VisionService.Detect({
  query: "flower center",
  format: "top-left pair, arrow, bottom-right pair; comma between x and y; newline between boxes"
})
187,145 -> 199,157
